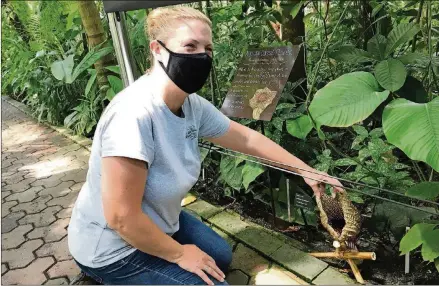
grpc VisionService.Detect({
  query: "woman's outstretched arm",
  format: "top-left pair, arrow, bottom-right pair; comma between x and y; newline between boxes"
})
208,121 -> 344,197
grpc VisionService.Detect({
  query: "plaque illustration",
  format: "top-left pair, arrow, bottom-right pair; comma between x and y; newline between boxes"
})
249,87 -> 277,120
220,45 -> 300,121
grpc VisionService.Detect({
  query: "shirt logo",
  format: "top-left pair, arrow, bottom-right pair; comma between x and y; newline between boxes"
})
186,125 -> 197,140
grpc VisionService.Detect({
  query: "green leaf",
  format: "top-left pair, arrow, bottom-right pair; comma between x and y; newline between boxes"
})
400,223 -> 436,254
374,59 -> 407,92
309,72 -> 390,127
276,103 -> 295,110
352,135 -> 367,150
398,52 -> 430,66
367,34 -> 387,60
220,155 -> 243,191
108,75 -> 124,94
290,0 -> 304,19
334,158 -> 358,166
106,88 -> 116,101
369,128 -> 384,138
105,65 -> 121,74
352,125 -> 368,136
372,3 -> 384,17
329,46 -> 375,64
435,258 -> 439,272
242,162 -> 265,190
383,97 -> 439,172
406,182 -> 439,200
385,23 -> 421,57
200,148 -> 209,163
64,110 -> 78,128
421,228 -> 439,262
272,117 -> 284,131
85,70 -> 97,96
348,192 -> 364,204
70,46 -> 113,83
286,115 -> 313,140
50,55 -> 74,82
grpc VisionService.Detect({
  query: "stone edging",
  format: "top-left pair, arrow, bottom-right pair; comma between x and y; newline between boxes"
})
4,96 -> 355,285
183,200 -> 356,285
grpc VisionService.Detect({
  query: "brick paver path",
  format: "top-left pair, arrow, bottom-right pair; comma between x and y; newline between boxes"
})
2,99 -> 87,285
1,98 -> 313,285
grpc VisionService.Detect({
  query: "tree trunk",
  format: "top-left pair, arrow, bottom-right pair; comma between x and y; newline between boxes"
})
278,0 -> 307,102
361,0 -> 374,50
77,1 -> 114,91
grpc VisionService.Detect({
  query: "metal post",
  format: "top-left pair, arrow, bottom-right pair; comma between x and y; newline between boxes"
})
286,178 -> 291,222
107,12 -> 137,87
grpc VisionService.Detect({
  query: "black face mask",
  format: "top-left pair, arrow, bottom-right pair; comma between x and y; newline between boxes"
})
157,40 -> 212,94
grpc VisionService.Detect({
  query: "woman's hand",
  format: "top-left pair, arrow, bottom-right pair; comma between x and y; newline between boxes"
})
301,168 -> 345,198
175,244 -> 225,285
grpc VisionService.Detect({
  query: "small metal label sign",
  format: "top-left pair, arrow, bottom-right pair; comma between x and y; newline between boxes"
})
294,192 -> 314,211
220,45 -> 300,121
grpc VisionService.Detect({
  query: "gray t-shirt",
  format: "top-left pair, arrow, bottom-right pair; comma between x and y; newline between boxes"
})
67,75 -> 230,268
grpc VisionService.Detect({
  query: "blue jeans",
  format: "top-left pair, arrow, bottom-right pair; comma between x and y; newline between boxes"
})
75,211 -> 232,285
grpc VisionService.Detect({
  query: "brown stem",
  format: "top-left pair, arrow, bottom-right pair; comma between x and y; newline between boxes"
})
310,251 -> 376,260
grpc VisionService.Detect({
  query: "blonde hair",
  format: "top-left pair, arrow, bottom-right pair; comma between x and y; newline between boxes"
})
144,6 -> 212,73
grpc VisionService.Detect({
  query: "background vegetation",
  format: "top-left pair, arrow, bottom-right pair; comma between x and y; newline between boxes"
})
2,0 -> 438,277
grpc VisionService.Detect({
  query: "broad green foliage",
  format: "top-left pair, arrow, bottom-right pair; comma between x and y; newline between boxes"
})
367,34 -> 387,60
374,203 -> 437,239
329,46 -> 376,64
242,162 -> 265,190
406,182 -> 439,200
51,55 -> 74,82
374,59 -> 407,91
286,115 -> 313,140
309,72 -> 390,127
383,98 -> 439,172
400,223 -> 439,263
385,22 -> 421,57
220,155 -> 265,192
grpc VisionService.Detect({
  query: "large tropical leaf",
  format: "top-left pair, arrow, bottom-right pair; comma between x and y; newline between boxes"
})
406,182 -> 439,200
108,75 -> 124,94
70,46 -> 113,83
367,34 -> 387,60
383,97 -> 439,172
242,162 -> 265,190
51,55 -> 74,82
329,45 -> 375,64
385,23 -> 421,57
220,155 -> 243,191
400,223 -> 436,254
374,59 -> 407,91
398,52 -> 430,66
421,228 -> 439,262
85,69 -> 97,96
309,72 -> 390,127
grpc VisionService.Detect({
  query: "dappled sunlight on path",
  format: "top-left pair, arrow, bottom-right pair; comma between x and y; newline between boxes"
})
2,98 -> 87,284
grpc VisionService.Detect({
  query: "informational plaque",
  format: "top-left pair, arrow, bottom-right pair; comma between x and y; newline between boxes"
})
220,46 -> 300,121
294,191 -> 314,211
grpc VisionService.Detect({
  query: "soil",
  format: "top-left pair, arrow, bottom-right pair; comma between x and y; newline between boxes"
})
192,175 -> 439,285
